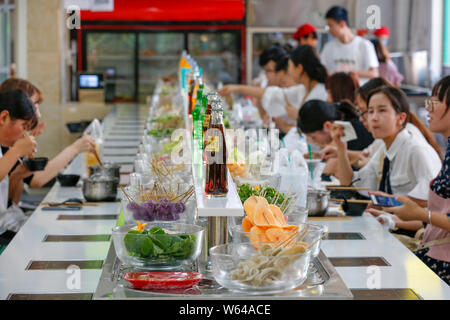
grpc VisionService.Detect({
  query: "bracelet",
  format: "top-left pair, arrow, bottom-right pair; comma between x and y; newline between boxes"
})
427,209 -> 432,226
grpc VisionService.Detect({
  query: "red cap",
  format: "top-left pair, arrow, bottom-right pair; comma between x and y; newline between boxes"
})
293,24 -> 316,40
374,26 -> 390,36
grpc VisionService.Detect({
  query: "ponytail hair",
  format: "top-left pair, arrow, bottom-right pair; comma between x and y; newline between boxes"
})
297,99 -> 358,133
367,86 -> 442,159
289,45 -> 328,84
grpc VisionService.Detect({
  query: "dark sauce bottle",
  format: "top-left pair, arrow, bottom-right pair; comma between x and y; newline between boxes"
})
204,100 -> 228,196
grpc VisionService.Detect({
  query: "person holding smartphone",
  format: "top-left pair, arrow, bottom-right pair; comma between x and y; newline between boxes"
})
377,76 -> 450,285
332,86 -> 442,237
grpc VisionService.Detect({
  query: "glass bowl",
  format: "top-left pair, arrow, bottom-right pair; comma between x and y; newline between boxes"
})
231,222 -> 326,258
112,223 -> 204,269
120,186 -> 197,224
283,206 -> 308,225
210,242 -> 312,294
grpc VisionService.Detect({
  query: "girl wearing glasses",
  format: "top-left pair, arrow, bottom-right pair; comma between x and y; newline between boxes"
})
384,76 -> 450,285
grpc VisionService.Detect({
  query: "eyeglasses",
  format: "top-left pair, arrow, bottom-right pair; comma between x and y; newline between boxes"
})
425,99 -> 440,112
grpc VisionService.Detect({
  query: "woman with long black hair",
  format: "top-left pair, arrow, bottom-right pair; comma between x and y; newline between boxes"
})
0,89 -> 37,240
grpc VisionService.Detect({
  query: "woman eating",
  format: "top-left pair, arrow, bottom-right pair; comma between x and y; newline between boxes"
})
332,86 -> 442,235
0,89 -> 37,240
0,78 -> 97,190
379,76 -> 450,285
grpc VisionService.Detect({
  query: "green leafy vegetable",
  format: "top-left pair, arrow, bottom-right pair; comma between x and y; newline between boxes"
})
237,184 -> 289,207
123,227 -> 197,262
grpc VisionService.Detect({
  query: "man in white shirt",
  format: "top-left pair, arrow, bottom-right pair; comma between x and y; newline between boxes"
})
321,6 -> 379,84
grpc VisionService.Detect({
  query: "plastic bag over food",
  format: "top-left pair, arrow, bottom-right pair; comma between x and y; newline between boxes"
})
84,119 -> 103,145
278,148 -> 308,208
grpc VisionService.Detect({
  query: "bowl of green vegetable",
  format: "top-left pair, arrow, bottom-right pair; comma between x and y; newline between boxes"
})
112,222 -> 204,269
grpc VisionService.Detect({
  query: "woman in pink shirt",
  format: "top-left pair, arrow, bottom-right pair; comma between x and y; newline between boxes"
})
388,75 -> 450,286
371,39 -> 404,87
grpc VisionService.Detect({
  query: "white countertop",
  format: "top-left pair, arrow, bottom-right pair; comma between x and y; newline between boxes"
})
0,105 -> 449,300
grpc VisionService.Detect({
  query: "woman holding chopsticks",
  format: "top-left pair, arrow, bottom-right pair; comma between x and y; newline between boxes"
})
0,89 -> 37,241
371,76 -> 450,285
332,86 -> 442,237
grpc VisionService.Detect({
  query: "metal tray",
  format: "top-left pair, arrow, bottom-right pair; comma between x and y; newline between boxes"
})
93,242 -> 353,300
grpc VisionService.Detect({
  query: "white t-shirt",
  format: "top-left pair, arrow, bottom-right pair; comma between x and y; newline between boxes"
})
261,83 -> 328,118
320,36 -> 379,84
353,128 -> 441,200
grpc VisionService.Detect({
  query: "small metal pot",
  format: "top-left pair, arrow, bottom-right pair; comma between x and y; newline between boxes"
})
88,162 -> 121,180
307,189 -> 330,217
82,175 -> 119,202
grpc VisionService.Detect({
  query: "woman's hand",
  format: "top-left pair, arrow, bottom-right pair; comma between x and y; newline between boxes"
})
285,103 -> 298,121
354,151 -> 370,168
383,195 -> 428,222
11,162 -> 33,179
218,85 -> 236,96
11,134 -> 36,158
72,134 -> 96,154
321,145 -> 338,161
30,122 -> 46,137
330,123 -> 347,151
272,117 -> 295,134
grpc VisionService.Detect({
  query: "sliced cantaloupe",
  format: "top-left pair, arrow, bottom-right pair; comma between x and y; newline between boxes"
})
265,228 -> 289,242
269,204 -> 286,226
242,216 -> 254,233
243,196 -> 258,223
253,203 -> 280,227
281,225 -> 299,231
254,196 -> 269,207
249,226 -> 270,243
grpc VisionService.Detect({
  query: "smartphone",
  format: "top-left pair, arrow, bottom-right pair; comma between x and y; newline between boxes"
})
370,195 -> 403,207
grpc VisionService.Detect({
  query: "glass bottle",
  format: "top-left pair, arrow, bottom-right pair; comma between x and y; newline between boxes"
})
192,84 -> 204,139
204,101 -> 228,197
202,92 -> 220,145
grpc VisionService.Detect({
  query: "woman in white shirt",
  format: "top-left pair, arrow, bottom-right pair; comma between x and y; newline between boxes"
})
322,77 -> 442,169
268,45 -> 329,133
0,90 -> 37,239
333,86 -> 442,205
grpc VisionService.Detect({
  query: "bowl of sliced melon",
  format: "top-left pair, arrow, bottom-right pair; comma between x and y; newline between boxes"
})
231,196 -> 326,257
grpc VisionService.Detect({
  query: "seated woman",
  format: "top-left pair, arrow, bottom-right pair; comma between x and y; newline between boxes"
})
322,77 -> 441,169
325,72 -> 360,104
297,99 -> 374,152
332,86 -> 442,235
0,78 -> 96,195
376,75 -> 450,285
0,89 -> 37,239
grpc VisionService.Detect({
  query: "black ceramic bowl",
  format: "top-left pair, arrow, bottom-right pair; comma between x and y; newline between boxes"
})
57,174 -> 80,187
342,200 -> 369,217
329,188 -> 370,201
23,157 -> 49,171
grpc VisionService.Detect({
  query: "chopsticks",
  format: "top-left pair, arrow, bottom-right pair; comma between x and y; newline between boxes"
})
326,186 -> 370,191
329,198 -> 372,204
93,149 -> 103,167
